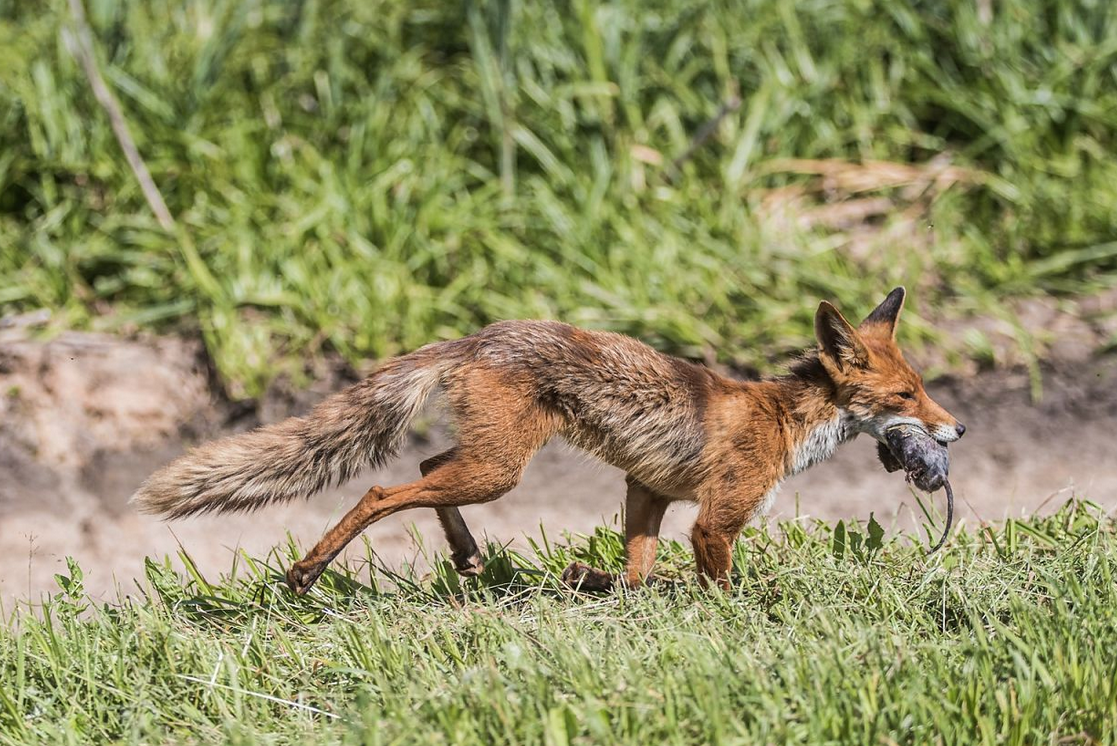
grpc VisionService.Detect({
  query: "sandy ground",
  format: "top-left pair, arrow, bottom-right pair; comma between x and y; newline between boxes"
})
2,326 -> 1116,608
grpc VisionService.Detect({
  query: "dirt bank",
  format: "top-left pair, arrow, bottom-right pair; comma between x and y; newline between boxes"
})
1,327 -> 1115,607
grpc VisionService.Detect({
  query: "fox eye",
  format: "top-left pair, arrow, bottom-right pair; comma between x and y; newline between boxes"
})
897,391 -> 916,401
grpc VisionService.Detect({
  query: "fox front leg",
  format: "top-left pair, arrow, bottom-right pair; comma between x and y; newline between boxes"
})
561,476 -> 671,592
690,481 -> 775,590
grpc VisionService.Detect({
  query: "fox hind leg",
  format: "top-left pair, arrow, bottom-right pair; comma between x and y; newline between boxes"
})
287,373 -> 559,595
287,453 -> 525,594
421,449 -> 484,577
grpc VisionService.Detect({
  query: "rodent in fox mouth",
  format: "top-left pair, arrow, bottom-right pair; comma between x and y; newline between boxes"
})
879,424 -> 950,493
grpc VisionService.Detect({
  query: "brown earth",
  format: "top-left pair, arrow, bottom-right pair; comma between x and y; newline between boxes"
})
1,320 -> 1115,608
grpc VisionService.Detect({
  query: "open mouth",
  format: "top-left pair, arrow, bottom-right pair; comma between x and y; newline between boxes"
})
903,424 -> 948,446
905,424 -> 949,449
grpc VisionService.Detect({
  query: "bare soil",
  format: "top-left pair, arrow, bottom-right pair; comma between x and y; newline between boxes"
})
2,326 -> 1115,607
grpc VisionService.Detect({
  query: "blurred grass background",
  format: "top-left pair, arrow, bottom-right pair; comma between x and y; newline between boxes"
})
1,0 -> 1116,397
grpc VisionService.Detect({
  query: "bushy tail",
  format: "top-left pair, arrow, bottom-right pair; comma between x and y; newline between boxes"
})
132,339 -> 470,519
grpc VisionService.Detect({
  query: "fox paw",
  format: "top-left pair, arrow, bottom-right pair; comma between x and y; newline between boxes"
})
452,552 -> 485,577
561,561 -> 615,592
286,561 -> 326,596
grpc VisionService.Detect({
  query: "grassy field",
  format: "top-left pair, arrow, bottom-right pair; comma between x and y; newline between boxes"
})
0,500 -> 1114,744
3,4 -> 1116,743
3,0 -> 1117,396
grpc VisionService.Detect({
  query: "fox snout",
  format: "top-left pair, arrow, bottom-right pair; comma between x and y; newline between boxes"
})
912,389 -> 965,444
929,420 -> 966,443
919,403 -> 966,444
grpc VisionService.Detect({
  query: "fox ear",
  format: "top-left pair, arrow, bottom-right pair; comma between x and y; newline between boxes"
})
816,301 -> 870,373
859,286 -> 906,338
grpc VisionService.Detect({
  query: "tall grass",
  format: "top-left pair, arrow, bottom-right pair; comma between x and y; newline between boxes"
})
2,1 -> 1116,395
1,500 -> 1114,744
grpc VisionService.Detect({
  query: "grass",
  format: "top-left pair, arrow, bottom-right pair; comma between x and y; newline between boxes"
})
3,5 -> 1114,742
1,499 -> 1114,744
2,1 -> 1117,397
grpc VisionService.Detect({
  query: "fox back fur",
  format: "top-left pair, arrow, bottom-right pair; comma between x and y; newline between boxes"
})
134,287 -> 965,593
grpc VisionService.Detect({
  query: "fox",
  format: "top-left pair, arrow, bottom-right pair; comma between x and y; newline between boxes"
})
133,287 -> 965,593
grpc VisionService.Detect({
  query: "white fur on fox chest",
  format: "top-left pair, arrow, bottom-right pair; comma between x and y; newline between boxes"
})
749,413 -> 856,521
788,412 -> 855,476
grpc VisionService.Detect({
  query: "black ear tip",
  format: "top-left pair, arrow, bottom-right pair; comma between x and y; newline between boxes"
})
861,286 -> 907,328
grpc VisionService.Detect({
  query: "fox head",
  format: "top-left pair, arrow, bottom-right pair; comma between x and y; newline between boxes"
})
814,287 -> 966,445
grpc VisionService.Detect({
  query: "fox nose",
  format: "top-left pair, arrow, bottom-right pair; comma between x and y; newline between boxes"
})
955,423 -> 966,438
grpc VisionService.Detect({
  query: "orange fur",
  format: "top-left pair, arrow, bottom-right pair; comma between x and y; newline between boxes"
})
133,288 -> 964,593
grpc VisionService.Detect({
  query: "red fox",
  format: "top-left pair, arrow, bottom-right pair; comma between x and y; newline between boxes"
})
133,287 -> 965,593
